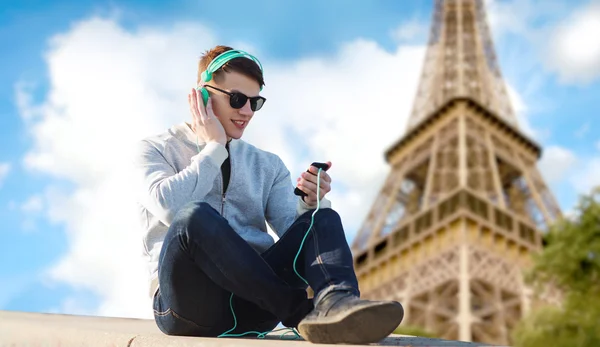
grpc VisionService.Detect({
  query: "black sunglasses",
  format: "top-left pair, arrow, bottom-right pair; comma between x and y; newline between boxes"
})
204,85 -> 266,111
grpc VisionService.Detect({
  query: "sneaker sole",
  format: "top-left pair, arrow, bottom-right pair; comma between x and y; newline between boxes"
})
297,301 -> 404,344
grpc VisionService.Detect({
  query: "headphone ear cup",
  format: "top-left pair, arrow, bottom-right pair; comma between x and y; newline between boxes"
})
200,71 -> 210,83
200,87 -> 210,106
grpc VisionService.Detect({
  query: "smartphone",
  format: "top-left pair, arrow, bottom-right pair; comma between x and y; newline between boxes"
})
294,162 -> 330,197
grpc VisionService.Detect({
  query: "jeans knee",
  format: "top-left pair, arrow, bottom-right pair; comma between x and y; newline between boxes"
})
314,207 -> 341,225
171,201 -> 219,238
154,310 -> 212,337
174,201 -> 212,222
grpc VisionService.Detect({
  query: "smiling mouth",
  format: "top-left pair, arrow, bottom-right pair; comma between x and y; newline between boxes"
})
232,120 -> 247,127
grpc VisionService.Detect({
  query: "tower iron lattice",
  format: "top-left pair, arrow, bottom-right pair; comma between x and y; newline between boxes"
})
350,0 -> 561,344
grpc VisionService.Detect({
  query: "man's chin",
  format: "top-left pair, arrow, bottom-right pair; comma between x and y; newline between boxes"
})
227,132 -> 244,140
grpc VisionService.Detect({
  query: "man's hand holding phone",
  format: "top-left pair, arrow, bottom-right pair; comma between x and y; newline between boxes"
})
295,161 -> 332,205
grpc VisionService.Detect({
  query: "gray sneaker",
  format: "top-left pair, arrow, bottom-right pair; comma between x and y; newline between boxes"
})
297,290 -> 404,344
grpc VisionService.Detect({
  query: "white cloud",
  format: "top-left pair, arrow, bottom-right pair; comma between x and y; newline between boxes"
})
572,158 -> 600,193
570,141 -> 600,194
390,18 -> 428,43
485,0 -> 534,39
484,0 -> 576,145
505,83 -> 542,140
21,195 -> 44,213
15,81 -> 44,122
46,296 -> 97,316
485,0 -> 569,40
0,163 -> 11,188
19,16 -> 426,319
545,1 -> 600,84
535,142 -> 600,199
19,17 -> 218,319
538,145 -> 578,183
19,195 -> 45,233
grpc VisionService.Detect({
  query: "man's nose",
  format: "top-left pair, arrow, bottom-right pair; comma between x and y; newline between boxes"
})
238,100 -> 253,116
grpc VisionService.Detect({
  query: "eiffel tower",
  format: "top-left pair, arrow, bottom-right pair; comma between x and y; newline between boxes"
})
350,0 -> 562,344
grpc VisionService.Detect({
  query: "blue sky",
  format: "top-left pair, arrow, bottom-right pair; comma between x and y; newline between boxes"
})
1,0 -> 599,318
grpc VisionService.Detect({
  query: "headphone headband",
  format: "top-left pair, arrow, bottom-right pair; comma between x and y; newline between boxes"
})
200,49 -> 263,90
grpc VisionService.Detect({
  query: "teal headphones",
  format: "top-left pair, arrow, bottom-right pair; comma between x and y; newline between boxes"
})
198,49 -> 263,106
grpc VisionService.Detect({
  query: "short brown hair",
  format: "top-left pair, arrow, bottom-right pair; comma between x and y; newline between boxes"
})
197,45 -> 265,87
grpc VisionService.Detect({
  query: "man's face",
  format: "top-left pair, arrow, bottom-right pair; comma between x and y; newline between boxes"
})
205,71 -> 262,141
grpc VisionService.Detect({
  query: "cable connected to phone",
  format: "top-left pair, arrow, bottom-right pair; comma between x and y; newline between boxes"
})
217,168 -> 323,339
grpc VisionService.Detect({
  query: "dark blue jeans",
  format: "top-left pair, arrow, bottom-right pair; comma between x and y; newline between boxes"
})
153,201 -> 359,337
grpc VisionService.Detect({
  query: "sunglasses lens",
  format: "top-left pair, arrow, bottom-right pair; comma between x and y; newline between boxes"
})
251,97 -> 265,111
229,92 -> 247,109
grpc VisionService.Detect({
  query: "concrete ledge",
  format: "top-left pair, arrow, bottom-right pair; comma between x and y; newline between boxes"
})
0,310 -> 504,346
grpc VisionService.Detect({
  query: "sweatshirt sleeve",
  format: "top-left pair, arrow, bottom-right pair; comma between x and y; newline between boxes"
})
133,139 -> 228,226
265,157 -> 331,238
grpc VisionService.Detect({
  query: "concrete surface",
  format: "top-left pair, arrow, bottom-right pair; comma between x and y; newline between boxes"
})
0,310 -> 504,346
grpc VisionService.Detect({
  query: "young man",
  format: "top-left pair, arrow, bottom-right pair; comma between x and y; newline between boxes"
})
134,45 -> 404,344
